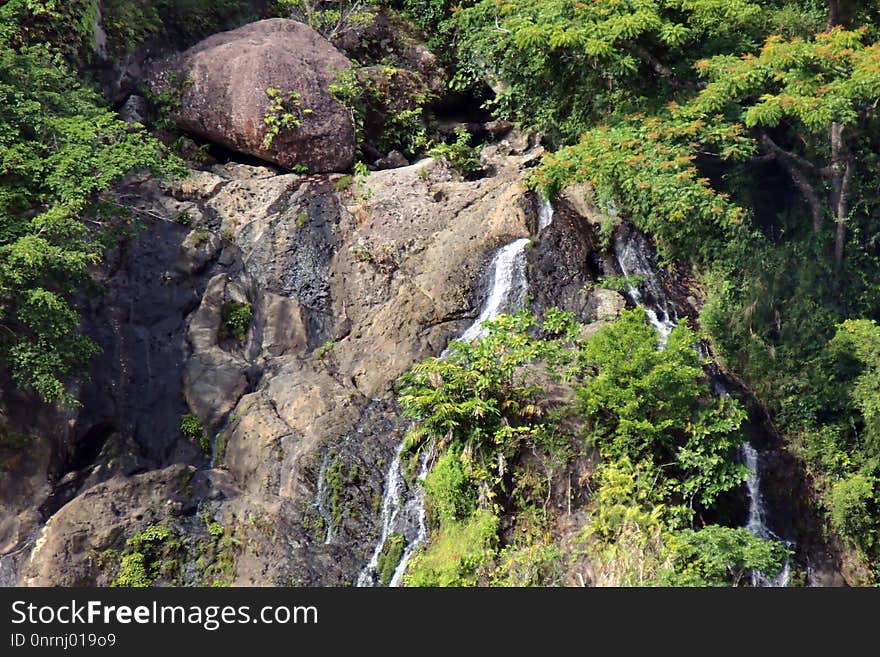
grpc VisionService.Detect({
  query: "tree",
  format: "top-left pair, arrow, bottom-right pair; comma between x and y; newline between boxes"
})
662,525 -> 790,586
577,308 -> 747,509
690,27 -> 880,268
0,2 -> 174,403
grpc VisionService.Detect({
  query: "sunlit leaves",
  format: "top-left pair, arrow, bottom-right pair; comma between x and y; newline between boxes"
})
0,2 -> 175,403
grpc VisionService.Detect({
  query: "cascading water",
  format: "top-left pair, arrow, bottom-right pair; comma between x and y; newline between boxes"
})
538,198 -> 554,231
612,224 -> 790,587
457,239 -> 531,345
742,444 -> 792,587
613,227 -> 677,346
356,234 -> 534,586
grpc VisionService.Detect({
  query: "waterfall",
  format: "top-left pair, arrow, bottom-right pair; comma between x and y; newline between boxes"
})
742,444 -> 792,587
613,227 -> 677,346
356,234 -> 534,586
457,239 -> 531,344
538,198 -> 554,231
612,224 -> 790,587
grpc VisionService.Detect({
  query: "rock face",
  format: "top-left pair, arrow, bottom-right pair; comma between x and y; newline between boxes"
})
527,197 -> 620,324
11,132 -> 557,586
150,19 -> 355,173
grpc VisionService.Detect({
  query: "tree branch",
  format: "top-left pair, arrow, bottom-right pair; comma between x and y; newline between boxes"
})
759,131 -> 823,174
760,133 -> 823,232
633,46 -> 706,91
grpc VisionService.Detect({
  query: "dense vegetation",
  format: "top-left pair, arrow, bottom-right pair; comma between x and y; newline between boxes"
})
0,0 -> 262,404
8,0 -> 880,585
376,0 -> 880,582
398,310 -> 788,586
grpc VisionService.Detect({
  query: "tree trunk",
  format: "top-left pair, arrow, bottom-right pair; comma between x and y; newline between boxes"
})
830,122 -> 852,271
834,160 -> 853,269
826,0 -> 841,30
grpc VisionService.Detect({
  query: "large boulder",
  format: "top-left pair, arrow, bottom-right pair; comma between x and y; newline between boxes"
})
151,19 -> 355,173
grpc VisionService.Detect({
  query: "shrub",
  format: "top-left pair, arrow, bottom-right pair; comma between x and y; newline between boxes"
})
180,414 -> 205,443
404,510 -> 498,587
827,473 -> 877,554
423,450 -> 476,529
112,524 -> 181,587
429,127 -> 482,178
221,302 -> 252,343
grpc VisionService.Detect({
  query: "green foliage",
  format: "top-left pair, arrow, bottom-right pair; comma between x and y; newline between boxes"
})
532,111 -> 753,259
220,302 -> 252,343
376,533 -> 406,586
831,320 -> 880,455
429,127 -> 482,178
399,310 -> 577,506
330,65 -> 432,161
599,273 -> 646,293
198,515 -> 239,587
661,525 -> 791,586
0,2 -> 179,404
112,524 -> 182,587
314,340 -> 335,360
579,308 -> 747,510
399,308 -> 753,585
404,509 -> 499,586
271,0 -> 376,41
262,87 -> 311,149
826,473 -> 878,554
325,456 -> 346,528
113,552 -> 151,587
335,175 -> 354,191
423,449 -> 476,528
180,413 -> 205,445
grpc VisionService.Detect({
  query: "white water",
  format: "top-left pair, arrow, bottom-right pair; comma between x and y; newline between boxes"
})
538,198 -> 554,231
614,225 -> 790,587
742,443 -> 792,587
457,238 -> 531,344
355,444 -> 429,586
613,229 -> 677,346
356,233 -> 535,586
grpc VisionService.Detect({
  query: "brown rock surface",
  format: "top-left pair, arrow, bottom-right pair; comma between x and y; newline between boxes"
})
150,19 -> 355,172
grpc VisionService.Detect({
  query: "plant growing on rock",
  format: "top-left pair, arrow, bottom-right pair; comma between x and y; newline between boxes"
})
429,127 -> 482,178
262,87 -> 312,149
376,533 -> 406,586
330,65 -> 433,161
220,301 -> 252,343
112,524 -> 183,587
180,413 -> 209,452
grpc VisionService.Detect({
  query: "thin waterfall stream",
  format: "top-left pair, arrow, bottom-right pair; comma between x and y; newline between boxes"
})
356,232 -> 533,586
613,223 -> 791,587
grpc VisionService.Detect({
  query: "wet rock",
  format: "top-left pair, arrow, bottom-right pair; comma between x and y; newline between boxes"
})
118,94 -> 148,125
527,196 -> 605,323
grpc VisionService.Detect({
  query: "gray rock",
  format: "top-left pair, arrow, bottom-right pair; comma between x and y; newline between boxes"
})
375,150 -> 409,170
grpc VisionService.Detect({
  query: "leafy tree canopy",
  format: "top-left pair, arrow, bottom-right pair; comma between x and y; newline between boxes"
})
0,1 -> 177,403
